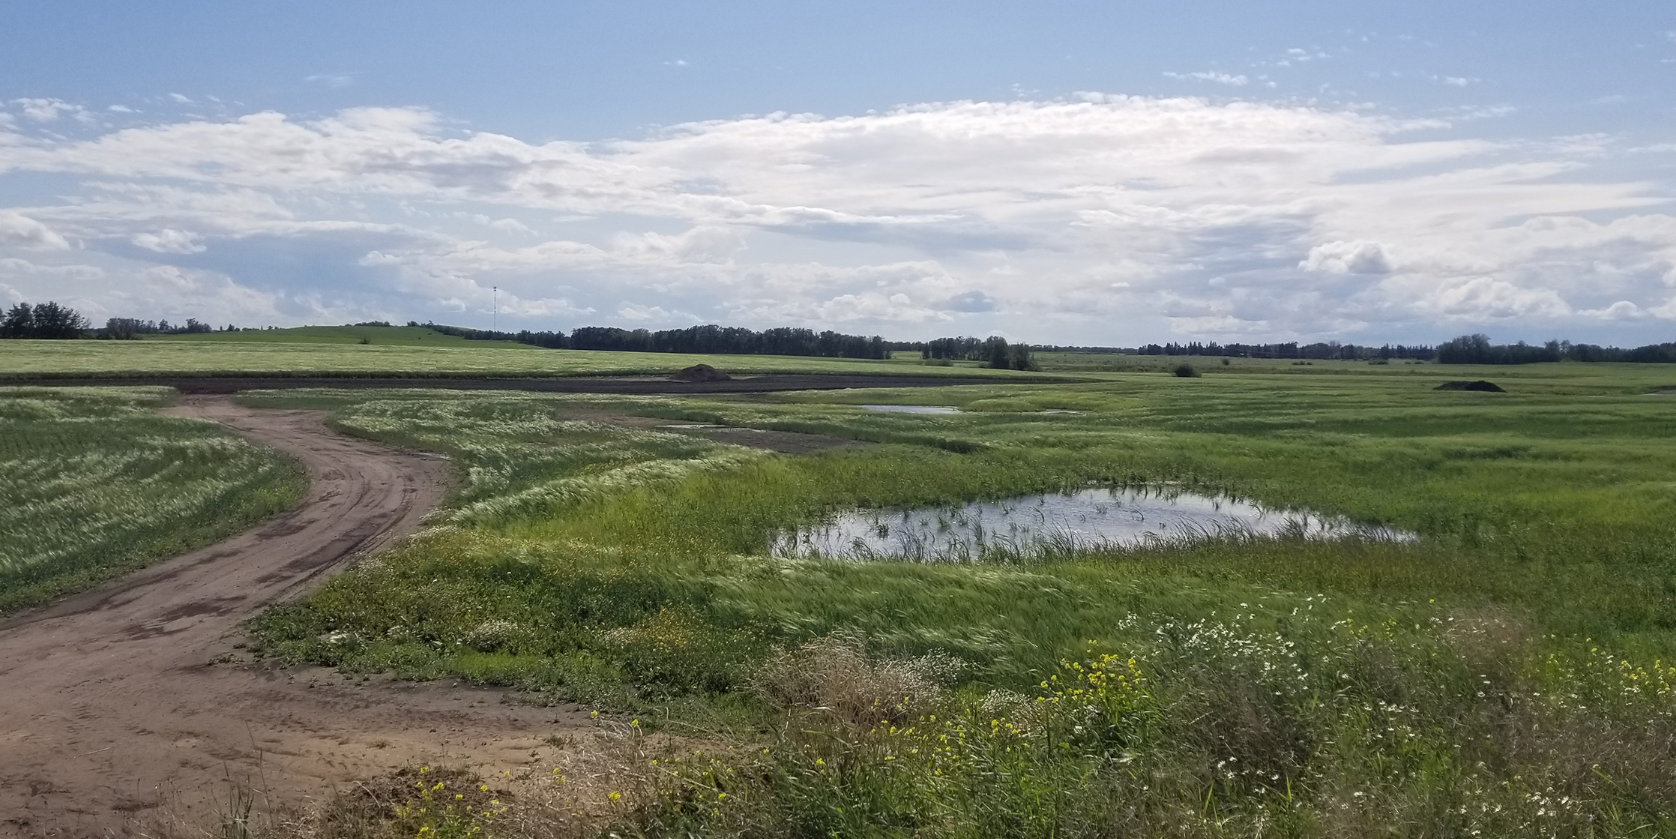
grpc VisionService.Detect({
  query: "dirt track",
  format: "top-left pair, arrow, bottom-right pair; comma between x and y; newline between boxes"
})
0,398 -> 587,837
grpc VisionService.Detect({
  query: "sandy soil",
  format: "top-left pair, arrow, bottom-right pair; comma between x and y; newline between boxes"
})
0,398 -> 588,837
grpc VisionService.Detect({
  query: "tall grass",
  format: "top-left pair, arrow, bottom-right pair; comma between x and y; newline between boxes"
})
236,371 -> 1676,835
0,387 -> 305,613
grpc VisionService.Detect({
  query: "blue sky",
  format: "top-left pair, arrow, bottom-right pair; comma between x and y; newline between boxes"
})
2,1 -> 1674,345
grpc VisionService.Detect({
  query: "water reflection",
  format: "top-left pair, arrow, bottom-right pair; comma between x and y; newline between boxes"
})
772,487 -> 1412,562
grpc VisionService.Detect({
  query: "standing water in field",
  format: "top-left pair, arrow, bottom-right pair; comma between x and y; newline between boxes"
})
858,404 -> 961,414
772,487 -> 1411,562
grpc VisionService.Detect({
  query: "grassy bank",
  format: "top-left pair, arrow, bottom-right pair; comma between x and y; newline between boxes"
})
230,364 -> 1676,835
0,387 -> 305,614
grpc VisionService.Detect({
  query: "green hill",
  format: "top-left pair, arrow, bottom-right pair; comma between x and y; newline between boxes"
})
147,325 -> 533,348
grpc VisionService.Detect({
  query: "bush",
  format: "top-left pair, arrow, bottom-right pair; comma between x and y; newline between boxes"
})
1172,363 -> 1200,378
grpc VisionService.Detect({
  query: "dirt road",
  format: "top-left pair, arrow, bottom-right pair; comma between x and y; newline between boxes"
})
0,398 -> 586,837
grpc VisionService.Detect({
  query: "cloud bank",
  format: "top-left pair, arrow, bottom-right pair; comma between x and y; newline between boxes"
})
0,94 -> 1672,343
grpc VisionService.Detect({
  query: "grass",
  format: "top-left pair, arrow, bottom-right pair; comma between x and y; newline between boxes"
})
0,330 -> 1041,380
0,387 -> 306,614
152,324 -> 535,347
220,361 -> 1676,835
0,341 -> 1030,379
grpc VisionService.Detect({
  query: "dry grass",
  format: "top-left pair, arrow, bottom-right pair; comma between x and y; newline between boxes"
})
752,635 -> 956,727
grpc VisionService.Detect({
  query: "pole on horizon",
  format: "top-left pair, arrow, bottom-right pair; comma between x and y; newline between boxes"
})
492,286 -> 497,336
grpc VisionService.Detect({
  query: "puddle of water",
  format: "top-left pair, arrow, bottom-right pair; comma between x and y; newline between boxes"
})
772,487 -> 1411,562
859,404 -> 961,414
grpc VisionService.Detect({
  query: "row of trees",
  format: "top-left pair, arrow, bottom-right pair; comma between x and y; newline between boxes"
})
0,302 -> 246,339
916,335 -> 1037,370
2,302 -> 90,339
103,318 -> 229,339
1132,341 -> 1436,361
7,304 -> 1670,369
1435,334 -> 1676,365
415,321 -> 891,359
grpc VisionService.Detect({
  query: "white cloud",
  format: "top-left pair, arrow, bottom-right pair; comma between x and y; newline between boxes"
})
0,96 -> 1672,341
1163,71 -> 1249,86
1300,240 -> 1394,275
0,258 -> 102,280
1582,300 -> 1646,321
168,93 -> 194,104
0,212 -> 70,249
12,98 -> 84,123
1423,277 -> 1572,321
620,303 -> 685,321
131,228 -> 207,253
304,73 -> 357,89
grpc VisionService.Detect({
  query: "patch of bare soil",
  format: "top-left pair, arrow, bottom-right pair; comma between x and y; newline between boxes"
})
587,414 -> 869,454
1435,380 -> 1506,393
668,363 -> 731,383
0,397 -> 587,837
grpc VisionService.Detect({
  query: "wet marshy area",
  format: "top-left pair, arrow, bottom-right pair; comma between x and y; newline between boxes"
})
858,404 -> 962,414
772,487 -> 1412,561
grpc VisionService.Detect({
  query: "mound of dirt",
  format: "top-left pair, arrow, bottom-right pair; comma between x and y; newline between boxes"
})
1435,380 -> 1506,393
670,363 -> 732,383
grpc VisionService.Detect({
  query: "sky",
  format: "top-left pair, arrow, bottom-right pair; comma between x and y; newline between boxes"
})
1,1 -> 1673,346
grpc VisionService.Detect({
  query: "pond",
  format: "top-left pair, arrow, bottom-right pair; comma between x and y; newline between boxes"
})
771,487 -> 1412,562
858,404 -> 961,414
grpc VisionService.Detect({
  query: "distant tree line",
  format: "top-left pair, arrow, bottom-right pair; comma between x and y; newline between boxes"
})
8,303 -> 1669,369
1132,341 -> 1437,361
2,301 -> 89,339
0,301 -> 249,339
103,317 -> 229,339
414,321 -> 890,359
1435,334 -> 1676,365
419,322 -> 571,348
915,335 -> 1038,370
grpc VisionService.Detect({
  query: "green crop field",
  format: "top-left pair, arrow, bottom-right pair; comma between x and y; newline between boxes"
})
150,324 -> 535,347
226,362 -> 1676,836
0,334 -> 1027,379
0,387 -> 305,614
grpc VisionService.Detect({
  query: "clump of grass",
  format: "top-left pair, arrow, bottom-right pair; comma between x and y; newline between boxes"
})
1173,363 -> 1201,378
612,612 -> 1676,837
752,635 -> 956,726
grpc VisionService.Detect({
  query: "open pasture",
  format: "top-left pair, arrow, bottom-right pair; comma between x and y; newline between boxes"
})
232,361 -> 1676,836
151,324 -> 535,347
0,334 -> 1024,380
0,387 -> 305,614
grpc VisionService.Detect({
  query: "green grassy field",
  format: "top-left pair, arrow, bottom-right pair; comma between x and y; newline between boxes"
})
0,387 -> 306,614
230,362 -> 1676,836
151,324 -> 534,347
0,336 -> 1028,379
